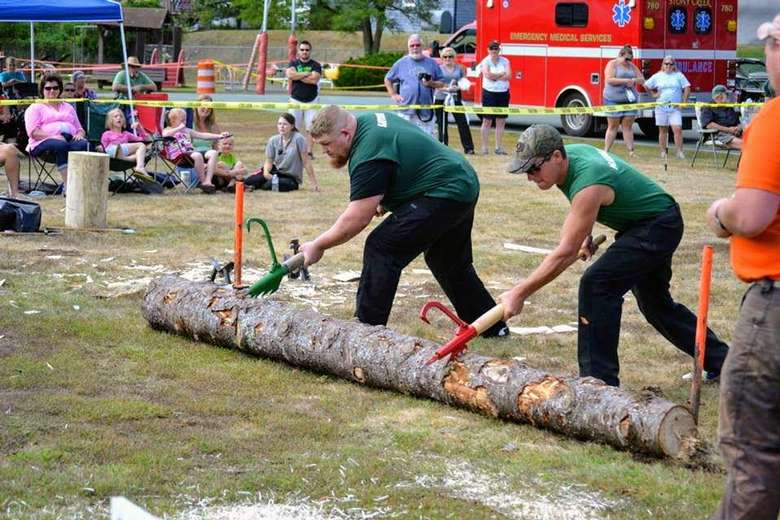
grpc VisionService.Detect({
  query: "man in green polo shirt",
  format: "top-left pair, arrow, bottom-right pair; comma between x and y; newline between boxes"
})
302,105 -> 507,336
112,56 -> 156,99
499,124 -> 728,386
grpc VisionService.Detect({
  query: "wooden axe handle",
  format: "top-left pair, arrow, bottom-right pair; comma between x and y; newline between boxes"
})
283,252 -> 306,271
578,234 -> 607,260
472,304 -> 505,335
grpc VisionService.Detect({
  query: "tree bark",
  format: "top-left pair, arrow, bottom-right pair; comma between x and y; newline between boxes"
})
142,276 -> 705,461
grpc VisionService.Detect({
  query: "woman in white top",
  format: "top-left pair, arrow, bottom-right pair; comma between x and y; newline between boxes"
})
644,56 -> 691,159
479,41 -> 511,155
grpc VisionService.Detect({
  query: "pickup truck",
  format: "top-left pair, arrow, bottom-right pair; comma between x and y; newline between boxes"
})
93,66 -> 166,91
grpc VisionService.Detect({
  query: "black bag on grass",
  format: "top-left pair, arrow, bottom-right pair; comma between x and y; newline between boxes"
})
0,196 -> 41,232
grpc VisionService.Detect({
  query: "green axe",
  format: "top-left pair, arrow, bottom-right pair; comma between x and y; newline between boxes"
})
246,218 -> 306,297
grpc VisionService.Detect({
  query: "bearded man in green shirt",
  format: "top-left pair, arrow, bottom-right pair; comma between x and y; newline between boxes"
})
301,105 -> 507,337
499,124 -> 728,387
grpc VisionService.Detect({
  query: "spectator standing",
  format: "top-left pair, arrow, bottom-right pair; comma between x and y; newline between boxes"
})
112,56 -> 156,99
700,84 -> 743,150
706,15 -> 780,520
24,73 -> 89,193
384,34 -> 444,137
479,41 -> 511,155
71,70 -> 96,100
602,45 -> 644,157
644,56 -> 690,159
249,113 -> 318,192
434,47 -> 475,155
286,40 -> 322,156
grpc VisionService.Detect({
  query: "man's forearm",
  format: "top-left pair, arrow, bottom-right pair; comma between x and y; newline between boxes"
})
512,247 -> 579,301
314,212 -> 370,251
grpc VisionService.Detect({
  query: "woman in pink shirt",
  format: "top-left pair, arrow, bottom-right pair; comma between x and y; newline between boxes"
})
24,73 -> 89,190
101,108 -> 149,176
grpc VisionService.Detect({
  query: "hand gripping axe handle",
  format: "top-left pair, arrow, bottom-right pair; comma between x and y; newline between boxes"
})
420,301 -> 505,365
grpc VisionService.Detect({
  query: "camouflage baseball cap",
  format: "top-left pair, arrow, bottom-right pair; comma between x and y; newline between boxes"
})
507,124 -> 564,174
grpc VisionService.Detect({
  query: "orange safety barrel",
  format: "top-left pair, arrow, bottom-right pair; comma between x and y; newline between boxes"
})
197,60 -> 216,94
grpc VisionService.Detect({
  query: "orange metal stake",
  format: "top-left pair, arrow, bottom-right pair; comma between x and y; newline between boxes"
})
233,180 -> 245,287
689,245 -> 713,423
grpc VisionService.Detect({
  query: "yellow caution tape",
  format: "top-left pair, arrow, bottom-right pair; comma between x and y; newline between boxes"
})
0,97 -> 765,115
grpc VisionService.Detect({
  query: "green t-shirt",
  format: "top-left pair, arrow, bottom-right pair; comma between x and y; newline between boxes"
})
112,70 -> 154,99
348,112 -> 479,211
558,144 -> 675,232
218,152 -> 237,169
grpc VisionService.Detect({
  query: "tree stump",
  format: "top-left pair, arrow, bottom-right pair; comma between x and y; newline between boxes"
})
142,276 -> 705,461
65,151 -> 109,229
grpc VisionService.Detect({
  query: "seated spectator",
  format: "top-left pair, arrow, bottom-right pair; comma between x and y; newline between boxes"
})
112,56 -> 156,99
0,93 -> 18,144
101,108 -> 151,177
700,84 -> 743,150
0,142 -> 21,198
23,73 -> 89,192
214,136 -> 247,191
192,94 -> 222,163
247,113 -> 319,192
162,108 -> 227,194
72,71 -> 96,100
62,82 -> 76,99
0,57 -> 27,89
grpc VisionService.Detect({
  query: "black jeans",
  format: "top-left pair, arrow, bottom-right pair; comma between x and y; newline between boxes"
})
577,204 -> 729,386
713,280 -> 780,520
434,96 -> 475,153
356,196 -> 505,336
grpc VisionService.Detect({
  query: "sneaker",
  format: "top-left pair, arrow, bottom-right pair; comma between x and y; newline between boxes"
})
660,150 -> 668,159
482,325 -> 510,339
681,370 -> 720,383
495,148 -> 508,155
464,149 -> 475,155
676,150 -> 686,160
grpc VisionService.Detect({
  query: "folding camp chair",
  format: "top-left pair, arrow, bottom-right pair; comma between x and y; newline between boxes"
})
690,105 -> 739,169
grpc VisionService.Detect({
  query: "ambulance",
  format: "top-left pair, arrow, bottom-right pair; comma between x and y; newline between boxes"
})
431,0 -> 740,137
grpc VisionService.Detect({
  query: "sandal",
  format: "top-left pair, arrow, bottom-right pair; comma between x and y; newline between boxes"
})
199,184 -> 217,194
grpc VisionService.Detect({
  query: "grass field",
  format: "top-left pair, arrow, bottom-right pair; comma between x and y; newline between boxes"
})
0,109 -> 742,519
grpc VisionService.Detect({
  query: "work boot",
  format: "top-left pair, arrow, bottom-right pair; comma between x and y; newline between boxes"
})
681,370 -> 720,383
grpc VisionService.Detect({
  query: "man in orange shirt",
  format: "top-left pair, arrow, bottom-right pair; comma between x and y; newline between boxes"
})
706,14 -> 780,520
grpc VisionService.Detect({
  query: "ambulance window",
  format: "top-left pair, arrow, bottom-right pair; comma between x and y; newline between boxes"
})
555,3 -> 588,27
693,7 -> 712,34
669,7 -> 687,34
449,29 -> 477,55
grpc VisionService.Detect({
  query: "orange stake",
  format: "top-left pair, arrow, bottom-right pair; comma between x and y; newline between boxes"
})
689,245 -> 713,423
234,181 -> 245,287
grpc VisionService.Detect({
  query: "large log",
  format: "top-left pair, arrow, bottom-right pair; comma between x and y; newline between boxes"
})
142,276 -> 704,461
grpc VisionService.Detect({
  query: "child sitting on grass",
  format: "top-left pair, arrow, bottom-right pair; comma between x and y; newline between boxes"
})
214,135 -> 247,191
100,108 -> 150,178
162,108 -> 228,194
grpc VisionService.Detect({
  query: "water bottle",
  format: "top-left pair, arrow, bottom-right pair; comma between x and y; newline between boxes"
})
271,174 -> 279,192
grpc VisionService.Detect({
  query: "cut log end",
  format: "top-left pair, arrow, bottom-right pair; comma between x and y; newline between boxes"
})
658,405 -> 698,458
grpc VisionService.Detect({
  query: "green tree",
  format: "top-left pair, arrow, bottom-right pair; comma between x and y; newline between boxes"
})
308,0 -> 437,54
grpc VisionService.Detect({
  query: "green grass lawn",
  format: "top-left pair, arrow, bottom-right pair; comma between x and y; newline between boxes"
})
0,109 -> 742,519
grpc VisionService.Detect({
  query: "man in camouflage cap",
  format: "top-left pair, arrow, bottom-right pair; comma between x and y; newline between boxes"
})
499,124 -> 729,386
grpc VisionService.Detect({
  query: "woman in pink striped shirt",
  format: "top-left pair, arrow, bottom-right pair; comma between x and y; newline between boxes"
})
24,74 -> 89,191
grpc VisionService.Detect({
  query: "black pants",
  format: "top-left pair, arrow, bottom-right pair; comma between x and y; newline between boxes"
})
577,204 -> 729,386
434,96 -> 474,153
356,196 -> 505,335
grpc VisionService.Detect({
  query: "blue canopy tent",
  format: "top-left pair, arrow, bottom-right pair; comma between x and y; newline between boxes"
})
0,0 -> 136,118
